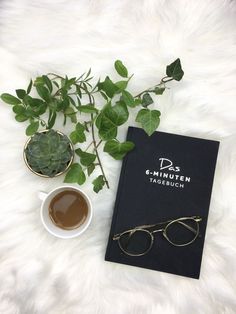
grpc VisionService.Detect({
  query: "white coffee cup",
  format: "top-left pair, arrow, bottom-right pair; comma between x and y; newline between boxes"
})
39,185 -> 93,239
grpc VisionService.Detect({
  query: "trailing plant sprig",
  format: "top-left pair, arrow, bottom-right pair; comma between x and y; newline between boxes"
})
1,58 -> 184,193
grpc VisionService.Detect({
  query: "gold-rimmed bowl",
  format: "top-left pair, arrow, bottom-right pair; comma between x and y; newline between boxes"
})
23,129 -> 74,178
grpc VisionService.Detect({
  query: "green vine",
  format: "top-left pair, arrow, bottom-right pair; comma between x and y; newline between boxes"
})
0,58 -> 184,193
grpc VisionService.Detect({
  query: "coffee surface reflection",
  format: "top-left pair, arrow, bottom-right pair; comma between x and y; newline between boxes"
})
49,190 -> 88,230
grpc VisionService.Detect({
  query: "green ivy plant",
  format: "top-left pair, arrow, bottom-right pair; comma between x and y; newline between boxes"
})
0,58 -> 184,193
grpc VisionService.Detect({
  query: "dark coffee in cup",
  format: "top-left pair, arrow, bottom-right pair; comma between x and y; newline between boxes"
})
49,190 -> 88,230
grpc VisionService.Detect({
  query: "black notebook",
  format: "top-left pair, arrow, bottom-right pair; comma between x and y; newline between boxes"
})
105,127 -> 219,279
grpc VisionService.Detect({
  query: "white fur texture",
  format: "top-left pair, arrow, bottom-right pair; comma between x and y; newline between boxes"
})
0,1 -> 236,313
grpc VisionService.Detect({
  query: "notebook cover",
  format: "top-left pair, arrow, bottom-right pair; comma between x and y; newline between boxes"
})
105,127 -> 219,279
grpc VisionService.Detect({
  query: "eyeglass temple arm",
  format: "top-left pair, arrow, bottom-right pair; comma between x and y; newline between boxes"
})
112,220 -> 175,239
113,216 -> 202,240
133,220 -> 173,230
134,216 -> 202,231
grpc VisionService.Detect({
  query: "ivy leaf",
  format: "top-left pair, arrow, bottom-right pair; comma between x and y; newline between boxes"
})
98,76 -> 119,98
92,175 -> 105,193
69,131 -> 79,144
134,98 -> 142,106
16,89 -> 26,99
104,140 -> 135,160
97,102 -> 129,140
87,163 -> 95,176
64,107 -> 77,123
69,122 -> 86,144
99,124 -> 117,141
77,105 -> 98,114
114,60 -> 128,78
121,90 -> 135,107
70,130 -> 86,144
154,87 -> 165,95
1,93 -> 21,105
111,101 -> 129,124
166,58 -> 184,81
64,163 -> 86,185
25,121 -> 39,136
94,101 -> 127,128
142,93 -> 153,107
75,148 -> 96,166
76,122 -> 86,132
135,108 -> 161,136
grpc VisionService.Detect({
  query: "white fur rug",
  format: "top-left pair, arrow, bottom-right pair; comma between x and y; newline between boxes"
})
0,1 -> 236,313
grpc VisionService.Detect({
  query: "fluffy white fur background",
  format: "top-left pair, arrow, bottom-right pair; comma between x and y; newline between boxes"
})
0,0 -> 236,313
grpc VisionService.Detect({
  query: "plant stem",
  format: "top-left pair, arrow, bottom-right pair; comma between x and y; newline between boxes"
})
47,73 -> 64,79
85,141 -> 94,152
85,89 -> 109,189
36,116 -> 47,127
96,139 -> 102,149
134,76 -> 174,98
91,114 -> 110,189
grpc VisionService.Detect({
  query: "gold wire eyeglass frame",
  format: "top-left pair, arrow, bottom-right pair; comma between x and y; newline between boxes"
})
112,216 -> 202,257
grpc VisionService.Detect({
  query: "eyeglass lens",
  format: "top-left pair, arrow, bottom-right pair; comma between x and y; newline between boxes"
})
165,218 -> 198,245
119,229 -> 152,255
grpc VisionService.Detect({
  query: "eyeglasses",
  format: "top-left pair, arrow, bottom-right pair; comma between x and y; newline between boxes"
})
112,216 -> 202,256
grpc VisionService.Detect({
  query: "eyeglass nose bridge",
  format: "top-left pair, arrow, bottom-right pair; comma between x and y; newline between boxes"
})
152,228 -> 164,234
